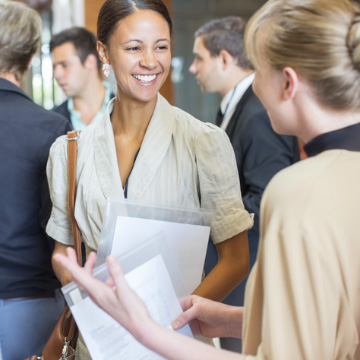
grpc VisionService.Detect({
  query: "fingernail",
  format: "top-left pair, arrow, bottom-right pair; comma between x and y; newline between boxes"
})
172,321 -> 180,329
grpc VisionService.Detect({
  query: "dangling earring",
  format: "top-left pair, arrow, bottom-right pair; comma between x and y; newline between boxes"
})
102,63 -> 110,78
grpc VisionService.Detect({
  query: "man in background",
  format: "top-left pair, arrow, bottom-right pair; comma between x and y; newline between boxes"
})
189,16 -> 300,352
50,26 -> 114,130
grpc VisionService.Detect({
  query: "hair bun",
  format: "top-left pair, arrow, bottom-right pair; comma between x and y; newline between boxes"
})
347,12 -> 360,69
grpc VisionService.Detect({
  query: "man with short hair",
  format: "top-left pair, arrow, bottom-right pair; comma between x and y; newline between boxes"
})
50,26 -> 114,130
190,16 -> 301,352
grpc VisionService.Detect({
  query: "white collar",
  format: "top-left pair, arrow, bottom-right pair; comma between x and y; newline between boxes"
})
220,72 -> 255,131
94,93 -> 175,199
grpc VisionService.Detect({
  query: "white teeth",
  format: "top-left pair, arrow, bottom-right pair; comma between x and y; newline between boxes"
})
133,74 -> 156,83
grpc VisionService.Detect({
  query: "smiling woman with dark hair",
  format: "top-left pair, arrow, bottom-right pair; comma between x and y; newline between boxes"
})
47,1 -> 253,358
56,0 -> 360,359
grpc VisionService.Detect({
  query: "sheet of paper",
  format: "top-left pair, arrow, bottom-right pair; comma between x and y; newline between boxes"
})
110,217 -> 210,293
70,255 -> 192,360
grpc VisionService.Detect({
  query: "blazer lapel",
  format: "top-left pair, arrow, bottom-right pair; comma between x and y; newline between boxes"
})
127,94 -> 175,199
94,98 -> 124,200
226,85 -> 253,139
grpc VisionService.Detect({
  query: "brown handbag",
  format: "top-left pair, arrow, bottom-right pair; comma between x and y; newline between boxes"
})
26,130 -> 82,360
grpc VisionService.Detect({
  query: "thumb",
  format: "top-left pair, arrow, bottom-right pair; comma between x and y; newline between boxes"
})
172,305 -> 199,330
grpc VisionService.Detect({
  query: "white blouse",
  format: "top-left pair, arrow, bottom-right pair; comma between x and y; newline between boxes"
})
46,94 -> 253,253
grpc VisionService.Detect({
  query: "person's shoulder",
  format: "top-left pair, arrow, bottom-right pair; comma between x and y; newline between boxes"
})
38,104 -> 68,122
261,150 -> 359,253
156,94 -> 228,149
22,100 -> 71,135
1,86 -> 69,127
48,132 -> 68,161
49,124 -> 94,156
173,107 -> 233,160
73,113 -> 105,150
258,159 -> 312,228
231,88 -> 271,138
52,100 -> 70,118
172,104 -> 223,135
240,86 -> 266,113
240,92 -> 270,128
52,100 -> 68,112
238,88 -> 299,147
263,153 -> 337,209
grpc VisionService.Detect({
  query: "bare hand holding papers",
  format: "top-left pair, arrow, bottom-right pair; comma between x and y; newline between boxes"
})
64,253 -> 193,360
63,200 -> 211,359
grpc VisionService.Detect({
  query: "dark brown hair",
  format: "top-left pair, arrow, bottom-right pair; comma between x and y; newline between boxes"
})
50,27 -> 101,70
195,16 -> 253,70
97,0 -> 172,46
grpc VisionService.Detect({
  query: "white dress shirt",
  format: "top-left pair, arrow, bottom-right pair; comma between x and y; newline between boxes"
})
220,73 -> 255,131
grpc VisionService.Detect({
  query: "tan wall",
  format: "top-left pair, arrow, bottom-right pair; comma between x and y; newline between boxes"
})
84,0 -> 105,34
84,0 -> 174,104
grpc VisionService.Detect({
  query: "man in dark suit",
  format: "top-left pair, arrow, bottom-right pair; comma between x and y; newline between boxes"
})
189,16 -> 300,352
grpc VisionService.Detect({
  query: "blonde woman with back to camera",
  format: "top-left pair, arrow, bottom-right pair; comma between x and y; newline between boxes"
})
55,0 -> 360,359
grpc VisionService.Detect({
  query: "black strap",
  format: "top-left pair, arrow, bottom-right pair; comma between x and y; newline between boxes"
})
123,148 -> 140,198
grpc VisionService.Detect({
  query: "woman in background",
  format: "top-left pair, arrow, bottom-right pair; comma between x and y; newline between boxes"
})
0,2 -> 70,359
56,0 -> 360,359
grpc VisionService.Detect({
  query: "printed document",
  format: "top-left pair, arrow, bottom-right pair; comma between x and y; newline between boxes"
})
68,254 -> 193,360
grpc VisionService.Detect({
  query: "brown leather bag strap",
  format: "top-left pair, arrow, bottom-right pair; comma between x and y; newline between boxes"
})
25,131 -> 82,359
66,130 -> 82,266
65,130 -> 81,343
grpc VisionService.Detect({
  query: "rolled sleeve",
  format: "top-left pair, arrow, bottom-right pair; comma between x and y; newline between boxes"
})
46,136 -> 74,245
195,124 -> 253,244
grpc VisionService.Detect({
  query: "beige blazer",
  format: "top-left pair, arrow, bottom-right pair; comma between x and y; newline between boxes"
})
47,94 -> 253,254
243,149 -> 360,360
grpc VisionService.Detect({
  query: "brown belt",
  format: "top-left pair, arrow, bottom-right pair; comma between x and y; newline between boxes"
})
3,291 -> 55,302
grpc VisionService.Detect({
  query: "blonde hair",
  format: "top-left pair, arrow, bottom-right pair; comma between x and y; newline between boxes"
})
0,1 -> 41,81
245,0 -> 360,111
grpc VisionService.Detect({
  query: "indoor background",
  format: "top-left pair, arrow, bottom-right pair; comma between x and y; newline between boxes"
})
16,0 -> 267,123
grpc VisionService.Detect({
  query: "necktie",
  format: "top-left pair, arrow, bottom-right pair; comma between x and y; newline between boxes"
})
215,108 -> 223,127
